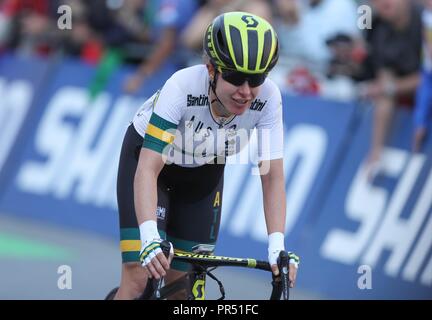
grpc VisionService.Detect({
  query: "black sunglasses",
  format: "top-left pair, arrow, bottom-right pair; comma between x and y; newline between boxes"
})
220,69 -> 267,88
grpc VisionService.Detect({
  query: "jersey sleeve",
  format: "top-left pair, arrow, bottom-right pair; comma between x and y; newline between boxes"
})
256,88 -> 284,161
142,77 -> 185,154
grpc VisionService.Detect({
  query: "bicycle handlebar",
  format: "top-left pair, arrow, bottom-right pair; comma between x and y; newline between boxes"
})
173,251 -> 272,271
159,241 -> 291,300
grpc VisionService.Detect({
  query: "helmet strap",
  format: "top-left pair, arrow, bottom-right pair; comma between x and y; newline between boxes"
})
209,71 -> 233,118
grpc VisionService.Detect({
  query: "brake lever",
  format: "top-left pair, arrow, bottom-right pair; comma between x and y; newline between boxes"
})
277,250 -> 290,300
160,240 -> 171,258
154,240 -> 172,299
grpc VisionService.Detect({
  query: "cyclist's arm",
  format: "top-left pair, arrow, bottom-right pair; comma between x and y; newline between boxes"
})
134,148 -> 165,225
133,74 -> 185,277
135,145 -> 171,278
256,84 -> 285,234
260,159 -> 298,286
259,158 -> 286,235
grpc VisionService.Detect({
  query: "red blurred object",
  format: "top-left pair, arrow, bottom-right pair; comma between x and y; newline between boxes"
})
81,41 -> 104,65
35,43 -> 52,57
351,45 -> 367,64
2,0 -> 48,16
287,67 -> 320,95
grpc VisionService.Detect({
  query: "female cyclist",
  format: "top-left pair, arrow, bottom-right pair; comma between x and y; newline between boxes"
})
112,11 -> 299,299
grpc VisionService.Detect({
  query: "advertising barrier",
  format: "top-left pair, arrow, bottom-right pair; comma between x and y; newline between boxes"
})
0,55 -> 430,298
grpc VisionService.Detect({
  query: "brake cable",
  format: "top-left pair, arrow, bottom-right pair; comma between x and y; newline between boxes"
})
205,267 -> 225,300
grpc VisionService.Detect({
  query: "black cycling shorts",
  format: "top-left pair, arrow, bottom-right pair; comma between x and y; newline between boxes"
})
117,124 -> 225,271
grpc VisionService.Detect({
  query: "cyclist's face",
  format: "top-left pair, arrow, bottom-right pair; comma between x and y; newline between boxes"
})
214,72 -> 261,115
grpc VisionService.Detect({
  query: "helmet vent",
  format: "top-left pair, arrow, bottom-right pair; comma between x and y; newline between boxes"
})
229,26 -> 243,67
247,29 -> 258,71
217,30 -> 228,59
260,30 -> 272,70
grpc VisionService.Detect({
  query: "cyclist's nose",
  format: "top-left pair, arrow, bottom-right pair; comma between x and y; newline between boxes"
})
237,81 -> 252,96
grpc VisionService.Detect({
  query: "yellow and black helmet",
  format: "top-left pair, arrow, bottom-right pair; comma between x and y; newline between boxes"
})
204,11 -> 279,74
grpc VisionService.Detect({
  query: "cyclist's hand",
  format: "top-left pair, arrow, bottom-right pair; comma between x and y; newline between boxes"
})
269,249 -> 300,288
287,252 -> 299,288
412,127 -> 427,153
139,238 -> 174,279
123,73 -> 145,93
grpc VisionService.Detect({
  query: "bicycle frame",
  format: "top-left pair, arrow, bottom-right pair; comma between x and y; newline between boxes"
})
139,250 -> 288,300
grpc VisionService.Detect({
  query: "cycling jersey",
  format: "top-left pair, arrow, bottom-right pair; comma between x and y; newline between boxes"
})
132,65 -> 284,167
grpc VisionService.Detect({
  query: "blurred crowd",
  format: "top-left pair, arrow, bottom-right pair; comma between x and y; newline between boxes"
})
0,0 -> 431,171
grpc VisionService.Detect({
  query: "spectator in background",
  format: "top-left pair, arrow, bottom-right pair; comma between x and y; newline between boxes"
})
180,0 -> 272,53
358,0 -> 422,178
0,0 -> 142,64
61,0 -> 158,65
272,0 -> 302,58
272,0 -> 361,97
273,0 -> 360,72
106,0 -> 149,52
413,0 -> 432,152
60,0 -> 106,64
123,0 -> 199,93
95,0 -> 155,64
0,1 -> 12,52
61,0 -> 147,65
0,0 -> 62,57
326,33 -> 367,80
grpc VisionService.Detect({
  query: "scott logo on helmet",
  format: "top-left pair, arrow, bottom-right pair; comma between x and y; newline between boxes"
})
241,15 -> 258,28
